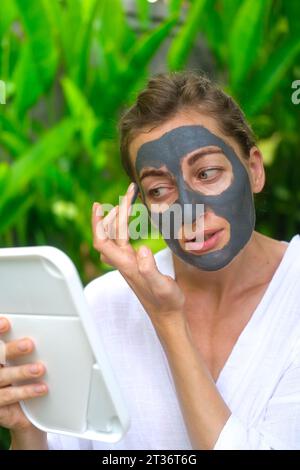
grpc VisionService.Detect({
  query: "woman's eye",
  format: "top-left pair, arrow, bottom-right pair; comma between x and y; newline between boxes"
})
148,187 -> 169,198
197,168 -> 221,181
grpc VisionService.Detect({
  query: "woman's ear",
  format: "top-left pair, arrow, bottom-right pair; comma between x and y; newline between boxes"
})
248,146 -> 265,194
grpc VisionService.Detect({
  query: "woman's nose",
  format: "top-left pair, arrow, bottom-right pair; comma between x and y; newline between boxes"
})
177,180 -> 204,224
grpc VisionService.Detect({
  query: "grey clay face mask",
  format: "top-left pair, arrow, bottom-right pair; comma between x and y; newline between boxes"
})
135,125 -> 255,271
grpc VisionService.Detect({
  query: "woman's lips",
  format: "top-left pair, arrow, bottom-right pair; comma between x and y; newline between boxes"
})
184,229 -> 224,253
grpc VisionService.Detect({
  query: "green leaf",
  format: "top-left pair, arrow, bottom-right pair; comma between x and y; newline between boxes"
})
96,0 -> 128,84
61,77 -> 100,155
284,0 -> 300,36
0,0 -> 17,38
48,0 -> 83,72
243,37 -> 300,116
219,0 -> 244,29
61,77 -> 96,121
0,113 -> 28,144
258,132 -> 281,166
0,113 -> 17,135
168,0 -> 184,15
14,0 -> 58,88
135,0 -> 151,30
0,426 -> 10,450
0,119 -> 76,211
0,131 -> 28,156
0,193 -> 34,234
127,15 -> 177,74
73,0 -> 101,86
202,0 -> 227,64
228,0 -> 271,90
0,163 -> 10,187
99,0 -> 126,52
168,0 -> 207,71
12,44 -> 43,116
103,15 -> 177,109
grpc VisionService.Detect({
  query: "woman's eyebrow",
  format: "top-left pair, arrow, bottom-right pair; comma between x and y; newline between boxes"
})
139,168 -> 172,181
186,147 -> 224,167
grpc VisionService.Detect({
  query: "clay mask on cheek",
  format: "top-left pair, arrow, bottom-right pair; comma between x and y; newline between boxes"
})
135,125 -> 255,271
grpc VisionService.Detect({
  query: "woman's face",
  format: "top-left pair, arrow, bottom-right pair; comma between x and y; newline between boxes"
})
129,109 -> 264,271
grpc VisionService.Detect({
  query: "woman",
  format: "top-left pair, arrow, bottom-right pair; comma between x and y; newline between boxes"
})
1,72 -> 300,450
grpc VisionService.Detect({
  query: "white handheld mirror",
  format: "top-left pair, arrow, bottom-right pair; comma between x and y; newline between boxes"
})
0,246 -> 130,443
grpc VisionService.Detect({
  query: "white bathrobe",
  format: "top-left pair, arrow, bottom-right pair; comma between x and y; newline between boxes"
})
48,235 -> 300,450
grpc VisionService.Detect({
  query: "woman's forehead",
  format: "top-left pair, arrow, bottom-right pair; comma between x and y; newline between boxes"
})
129,111 -> 242,167
134,125 -> 242,181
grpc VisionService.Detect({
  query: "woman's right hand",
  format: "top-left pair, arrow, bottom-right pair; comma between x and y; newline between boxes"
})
0,316 -> 48,448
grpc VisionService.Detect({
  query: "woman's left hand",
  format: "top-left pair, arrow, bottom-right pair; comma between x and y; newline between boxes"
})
91,183 -> 185,329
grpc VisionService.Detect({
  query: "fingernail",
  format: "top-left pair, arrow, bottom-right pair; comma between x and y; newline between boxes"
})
29,364 -> 41,374
128,183 -> 135,193
96,205 -> 103,217
92,202 -> 97,212
34,384 -> 46,394
18,340 -> 30,352
0,319 -> 7,331
139,246 -> 149,258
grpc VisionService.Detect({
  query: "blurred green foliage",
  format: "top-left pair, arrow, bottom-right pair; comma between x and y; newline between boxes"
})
0,0 -> 300,450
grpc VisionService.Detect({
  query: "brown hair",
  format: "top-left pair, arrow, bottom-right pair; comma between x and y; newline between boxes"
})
119,71 -> 256,181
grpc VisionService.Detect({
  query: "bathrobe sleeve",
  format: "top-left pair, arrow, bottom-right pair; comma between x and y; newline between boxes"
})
214,344 -> 300,450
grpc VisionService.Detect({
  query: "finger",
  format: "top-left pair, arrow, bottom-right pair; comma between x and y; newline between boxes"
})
0,317 -> 10,335
91,202 -> 103,239
136,246 -> 168,292
92,204 -> 130,267
0,340 -> 5,366
99,253 -> 113,266
92,203 -> 115,252
0,382 -> 48,406
0,363 -> 46,388
5,338 -> 34,361
116,183 -> 136,247
103,206 -> 118,241
129,183 -> 140,215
